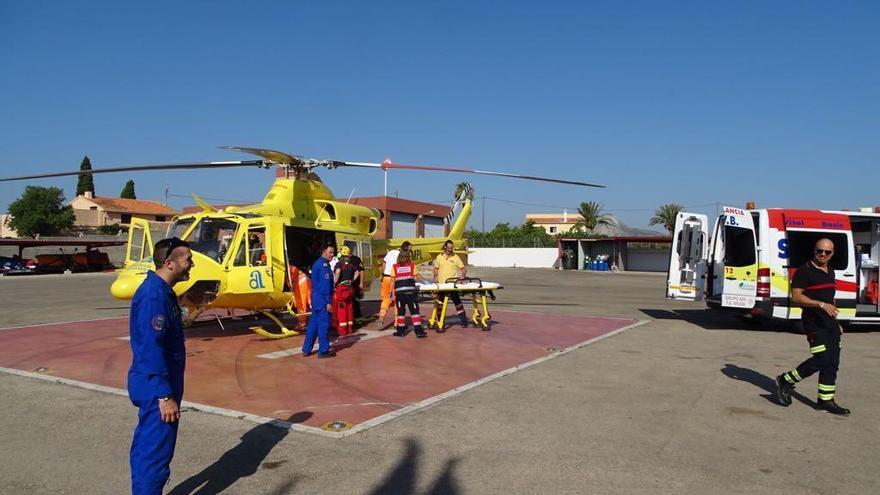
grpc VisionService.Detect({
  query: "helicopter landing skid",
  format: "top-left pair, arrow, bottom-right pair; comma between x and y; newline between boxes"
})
249,310 -> 303,339
182,307 -> 207,328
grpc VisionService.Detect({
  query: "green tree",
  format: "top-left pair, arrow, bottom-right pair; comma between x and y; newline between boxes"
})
97,223 -> 122,235
76,155 -> 95,197
573,201 -> 612,231
649,203 -> 684,234
466,220 -> 555,247
454,181 -> 474,202
7,186 -> 76,237
120,180 -> 136,199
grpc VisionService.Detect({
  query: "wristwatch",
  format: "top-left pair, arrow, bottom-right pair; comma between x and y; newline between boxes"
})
819,303 -> 825,310
158,396 -> 171,402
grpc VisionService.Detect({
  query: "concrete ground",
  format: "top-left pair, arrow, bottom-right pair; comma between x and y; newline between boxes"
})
1,268 -> 878,494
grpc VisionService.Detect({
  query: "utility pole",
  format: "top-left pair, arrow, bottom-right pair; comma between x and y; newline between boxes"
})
482,196 -> 486,232
164,182 -> 169,206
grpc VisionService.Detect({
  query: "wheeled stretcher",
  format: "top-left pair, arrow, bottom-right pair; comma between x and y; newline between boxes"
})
418,278 -> 503,331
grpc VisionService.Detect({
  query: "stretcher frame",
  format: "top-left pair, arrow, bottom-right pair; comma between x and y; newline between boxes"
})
420,277 -> 503,331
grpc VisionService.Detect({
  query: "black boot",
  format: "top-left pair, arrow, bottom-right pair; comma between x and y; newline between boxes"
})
459,314 -> 469,328
816,399 -> 851,415
776,374 -> 794,406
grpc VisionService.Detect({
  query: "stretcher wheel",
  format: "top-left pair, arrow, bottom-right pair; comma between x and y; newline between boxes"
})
481,316 -> 491,331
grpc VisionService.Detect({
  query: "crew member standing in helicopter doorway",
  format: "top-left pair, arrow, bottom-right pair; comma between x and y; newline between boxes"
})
333,245 -> 358,337
127,237 -> 193,495
302,243 -> 336,358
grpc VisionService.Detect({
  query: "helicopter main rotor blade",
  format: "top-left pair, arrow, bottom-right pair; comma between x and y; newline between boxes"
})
0,160 -> 265,182
220,146 -> 304,166
343,161 -> 605,188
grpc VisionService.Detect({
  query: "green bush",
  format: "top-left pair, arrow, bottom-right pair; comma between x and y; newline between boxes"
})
97,223 -> 122,235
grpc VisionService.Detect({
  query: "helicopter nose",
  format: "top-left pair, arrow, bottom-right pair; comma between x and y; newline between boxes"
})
111,272 -> 145,300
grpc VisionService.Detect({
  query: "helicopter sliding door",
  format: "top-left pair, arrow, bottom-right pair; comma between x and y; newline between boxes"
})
226,220 -> 273,295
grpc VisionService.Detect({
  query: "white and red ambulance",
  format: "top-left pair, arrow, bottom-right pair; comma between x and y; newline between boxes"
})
667,207 -> 880,323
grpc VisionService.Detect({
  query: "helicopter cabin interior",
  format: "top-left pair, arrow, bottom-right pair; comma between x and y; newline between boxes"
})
283,226 -> 374,283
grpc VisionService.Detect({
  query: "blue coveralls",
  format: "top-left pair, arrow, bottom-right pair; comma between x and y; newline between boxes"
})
302,257 -> 334,355
127,271 -> 186,495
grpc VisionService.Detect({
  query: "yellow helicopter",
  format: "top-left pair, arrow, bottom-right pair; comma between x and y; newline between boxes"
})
2,146 -> 604,338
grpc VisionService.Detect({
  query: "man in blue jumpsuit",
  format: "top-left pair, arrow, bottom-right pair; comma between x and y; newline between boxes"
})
128,237 -> 194,494
302,243 -> 336,358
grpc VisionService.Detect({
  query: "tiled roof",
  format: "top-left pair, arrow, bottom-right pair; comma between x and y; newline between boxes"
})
87,196 -> 178,215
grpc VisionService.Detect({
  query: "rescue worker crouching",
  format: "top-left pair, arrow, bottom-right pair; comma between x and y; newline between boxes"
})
127,237 -> 193,495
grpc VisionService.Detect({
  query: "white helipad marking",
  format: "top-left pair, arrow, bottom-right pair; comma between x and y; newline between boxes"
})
257,330 -> 389,359
0,317 -> 649,439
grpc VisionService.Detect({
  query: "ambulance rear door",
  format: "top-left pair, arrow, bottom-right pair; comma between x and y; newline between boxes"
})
780,211 -> 856,319
667,212 -> 709,301
718,206 -> 759,309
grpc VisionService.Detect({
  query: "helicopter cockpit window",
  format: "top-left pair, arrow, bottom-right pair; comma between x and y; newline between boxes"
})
168,218 -> 195,239
248,228 -> 267,266
184,218 -> 238,263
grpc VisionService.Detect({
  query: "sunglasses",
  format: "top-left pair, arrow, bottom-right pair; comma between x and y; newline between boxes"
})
158,237 -> 189,265
815,249 -> 833,256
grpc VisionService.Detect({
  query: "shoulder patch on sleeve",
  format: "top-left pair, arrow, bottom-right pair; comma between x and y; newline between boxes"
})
150,314 -> 167,332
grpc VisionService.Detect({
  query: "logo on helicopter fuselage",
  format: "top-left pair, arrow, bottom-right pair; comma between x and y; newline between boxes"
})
249,270 -> 265,289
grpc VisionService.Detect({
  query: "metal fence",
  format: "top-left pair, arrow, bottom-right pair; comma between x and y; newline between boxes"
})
466,237 -> 556,248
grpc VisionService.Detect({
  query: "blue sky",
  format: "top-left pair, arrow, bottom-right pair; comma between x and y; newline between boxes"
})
1,1 -> 878,230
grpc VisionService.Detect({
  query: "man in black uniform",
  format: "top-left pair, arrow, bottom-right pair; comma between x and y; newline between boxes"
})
776,238 -> 851,415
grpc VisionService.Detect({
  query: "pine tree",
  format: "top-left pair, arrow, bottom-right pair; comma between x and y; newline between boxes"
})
120,180 -> 136,199
76,156 -> 95,197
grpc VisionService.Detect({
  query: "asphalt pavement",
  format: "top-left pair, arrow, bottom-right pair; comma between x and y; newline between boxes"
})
1,268 -> 878,494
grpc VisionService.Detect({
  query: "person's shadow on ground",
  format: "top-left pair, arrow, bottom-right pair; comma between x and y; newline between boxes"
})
366,438 -> 463,495
168,411 -> 312,495
721,364 -> 816,407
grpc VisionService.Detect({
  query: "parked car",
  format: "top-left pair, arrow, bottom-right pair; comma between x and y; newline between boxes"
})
0,256 -> 36,275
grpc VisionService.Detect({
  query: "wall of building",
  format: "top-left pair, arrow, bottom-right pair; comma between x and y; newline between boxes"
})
0,214 -> 18,238
536,223 -> 578,235
73,209 -> 107,227
467,247 -> 559,268
624,249 -> 668,272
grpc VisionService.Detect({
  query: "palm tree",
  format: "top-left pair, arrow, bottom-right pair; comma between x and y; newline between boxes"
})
454,182 -> 474,202
573,201 -> 613,231
649,203 -> 684,234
